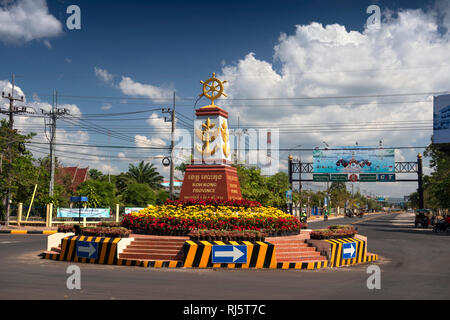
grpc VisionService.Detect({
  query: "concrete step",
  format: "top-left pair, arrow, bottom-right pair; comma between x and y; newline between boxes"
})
130,240 -> 187,246
277,256 -> 327,262
127,244 -> 185,250
131,235 -> 189,241
119,253 -> 184,261
122,248 -> 183,254
276,247 -> 316,253
276,251 -> 322,258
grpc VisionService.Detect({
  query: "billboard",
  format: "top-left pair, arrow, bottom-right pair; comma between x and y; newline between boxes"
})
433,94 -> 450,144
313,147 -> 395,173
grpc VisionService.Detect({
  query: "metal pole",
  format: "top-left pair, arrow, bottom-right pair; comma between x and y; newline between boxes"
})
169,91 -> 176,199
49,90 -> 56,197
288,154 -> 293,214
417,153 -> 424,209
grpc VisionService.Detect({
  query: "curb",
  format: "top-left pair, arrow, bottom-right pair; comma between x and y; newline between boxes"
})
0,230 -> 57,234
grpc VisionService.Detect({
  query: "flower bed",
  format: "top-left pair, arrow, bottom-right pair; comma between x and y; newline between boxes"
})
164,199 -> 262,208
309,225 -> 357,240
188,229 -> 268,242
81,227 -> 131,238
57,224 -> 131,238
121,202 -> 302,236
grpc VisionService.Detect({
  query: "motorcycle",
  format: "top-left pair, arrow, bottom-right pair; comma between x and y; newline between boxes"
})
433,219 -> 449,233
345,209 -> 354,218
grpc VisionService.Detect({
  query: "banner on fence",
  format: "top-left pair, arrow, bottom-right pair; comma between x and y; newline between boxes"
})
57,208 -> 111,218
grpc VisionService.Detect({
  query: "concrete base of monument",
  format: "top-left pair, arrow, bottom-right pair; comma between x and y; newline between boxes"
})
179,164 -> 243,201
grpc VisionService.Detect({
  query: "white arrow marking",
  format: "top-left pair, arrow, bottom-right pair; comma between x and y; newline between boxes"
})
214,246 -> 244,262
78,243 -> 96,257
343,243 -> 356,257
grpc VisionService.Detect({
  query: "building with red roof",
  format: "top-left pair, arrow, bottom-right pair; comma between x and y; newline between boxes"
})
55,166 -> 89,192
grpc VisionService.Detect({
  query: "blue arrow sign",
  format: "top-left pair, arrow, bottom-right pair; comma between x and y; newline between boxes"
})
76,241 -> 98,259
70,196 -> 88,202
342,242 -> 356,259
212,245 -> 247,264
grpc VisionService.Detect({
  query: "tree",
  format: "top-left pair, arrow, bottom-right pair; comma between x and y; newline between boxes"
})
127,161 -> 163,189
76,180 -> 117,208
88,169 -> 103,180
122,183 -> 156,207
0,120 -> 37,218
423,143 -> 450,209
266,172 -> 290,208
235,166 -> 270,205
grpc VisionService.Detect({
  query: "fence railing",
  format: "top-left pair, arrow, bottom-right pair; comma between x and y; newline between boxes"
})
6,203 -> 122,227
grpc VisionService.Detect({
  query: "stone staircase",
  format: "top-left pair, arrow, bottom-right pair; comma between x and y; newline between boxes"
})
266,233 -> 327,263
118,235 -> 188,261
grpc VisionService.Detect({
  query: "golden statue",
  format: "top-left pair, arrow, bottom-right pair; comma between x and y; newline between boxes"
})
195,118 -> 219,157
199,72 -> 227,107
220,120 -> 230,157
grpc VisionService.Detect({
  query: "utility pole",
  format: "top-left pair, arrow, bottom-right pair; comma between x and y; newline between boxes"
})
417,153 -> 424,209
1,74 -> 26,226
169,91 -> 176,199
163,92 -> 176,199
42,90 -> 70,197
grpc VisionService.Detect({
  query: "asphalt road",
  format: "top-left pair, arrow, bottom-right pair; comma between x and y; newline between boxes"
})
0,212 -> 449,300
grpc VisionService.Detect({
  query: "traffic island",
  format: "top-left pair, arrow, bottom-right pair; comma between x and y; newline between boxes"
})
40,232 -> 378,270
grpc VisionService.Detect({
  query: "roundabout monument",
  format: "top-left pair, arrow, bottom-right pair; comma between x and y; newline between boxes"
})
179,73 -> 243,201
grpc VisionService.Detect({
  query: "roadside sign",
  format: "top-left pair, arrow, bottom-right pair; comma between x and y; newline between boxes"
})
359,173 -> 377,182
70,196 -> 88,202
76,241 -> 98,259
313,174 -> 330,182
348,174 -> 358,182
212,245 -> 247,264
285,190 -> 293,204
330,174 -> 348,182
342,242 -> 356,259
377,174 -> 396,182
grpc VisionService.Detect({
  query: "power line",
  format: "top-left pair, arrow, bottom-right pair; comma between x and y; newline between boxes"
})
21,90 -> 450,102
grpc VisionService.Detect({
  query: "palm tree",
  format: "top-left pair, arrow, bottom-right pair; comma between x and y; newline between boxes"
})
127,161 -> 163,189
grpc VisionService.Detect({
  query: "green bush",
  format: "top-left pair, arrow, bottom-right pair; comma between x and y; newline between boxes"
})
122,183 -> 156,207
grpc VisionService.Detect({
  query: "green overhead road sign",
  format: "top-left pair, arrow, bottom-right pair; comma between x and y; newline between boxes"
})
377,174 -> 396,182
359,174 -> 377,182
330,174 -> 348,182
313,174 -> 330,182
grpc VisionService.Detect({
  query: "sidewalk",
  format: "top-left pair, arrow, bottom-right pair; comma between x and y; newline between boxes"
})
0,224 -> 57,231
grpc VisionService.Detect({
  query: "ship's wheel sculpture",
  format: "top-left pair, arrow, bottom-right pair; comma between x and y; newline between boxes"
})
199,72 -> 227,106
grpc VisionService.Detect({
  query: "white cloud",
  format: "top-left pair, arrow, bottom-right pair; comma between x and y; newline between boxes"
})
119,76 -> 173,100
134,134 -> 166,148
218,4 -> 450,197
94,67 -> 114,83
0,0 -> 63,45
101,103 -> 112,110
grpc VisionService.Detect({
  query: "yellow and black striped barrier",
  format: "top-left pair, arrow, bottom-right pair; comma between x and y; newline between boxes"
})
183,240 -> 277,269
275,261 -> 328,270
41,235 -> 185,268
58,235 -> 120,264
325,238 -> 378,267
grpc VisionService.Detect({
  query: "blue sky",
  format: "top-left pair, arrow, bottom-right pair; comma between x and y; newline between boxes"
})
0,0 -> 448,198
1,0 -> 433,100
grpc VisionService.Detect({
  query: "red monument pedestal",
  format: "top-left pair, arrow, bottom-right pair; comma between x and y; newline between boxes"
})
179,165 -> 242,201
